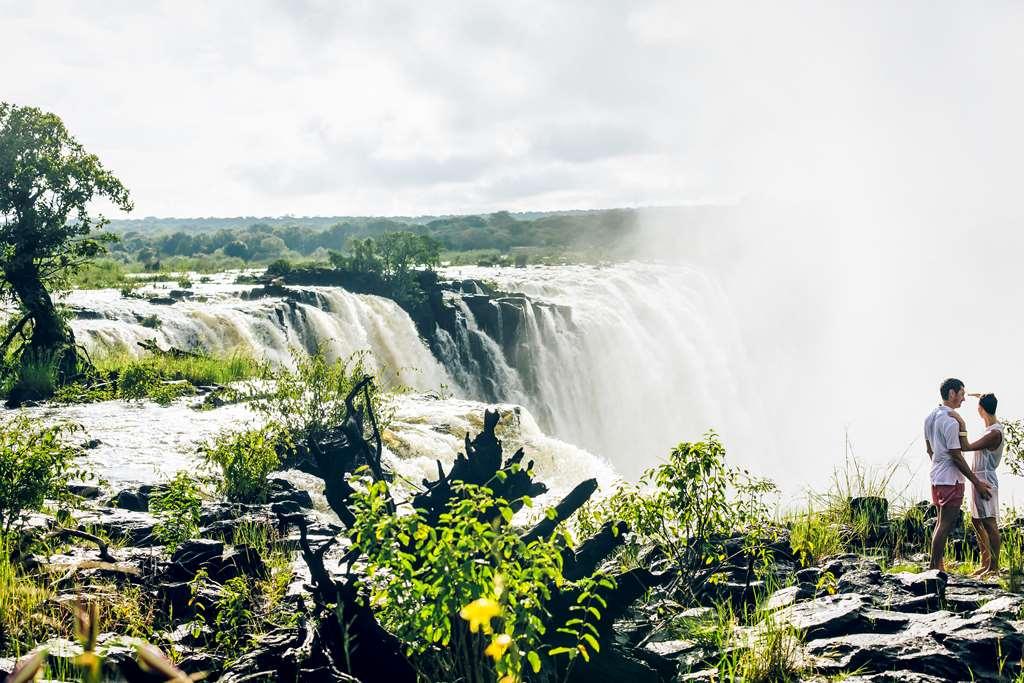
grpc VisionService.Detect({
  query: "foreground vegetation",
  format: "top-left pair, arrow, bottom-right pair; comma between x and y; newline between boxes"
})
3,349 -> 1024,681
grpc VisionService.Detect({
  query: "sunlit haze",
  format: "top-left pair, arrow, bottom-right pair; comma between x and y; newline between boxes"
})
6,0 -> 1024,499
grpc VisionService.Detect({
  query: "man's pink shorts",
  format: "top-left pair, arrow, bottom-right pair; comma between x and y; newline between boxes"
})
931,482 -> 965,508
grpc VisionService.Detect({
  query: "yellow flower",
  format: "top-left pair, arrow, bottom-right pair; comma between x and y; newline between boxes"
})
459,597 -> 500,634
498,676 -> 518,683
485,633 -> 513,661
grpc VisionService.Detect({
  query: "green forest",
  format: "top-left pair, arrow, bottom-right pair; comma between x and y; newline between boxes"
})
101,209 -> 641,270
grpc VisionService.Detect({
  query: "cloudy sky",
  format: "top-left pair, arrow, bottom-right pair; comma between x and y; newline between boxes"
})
4,1 -> 1024,218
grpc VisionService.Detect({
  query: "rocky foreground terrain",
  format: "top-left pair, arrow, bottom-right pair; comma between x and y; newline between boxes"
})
4,476 -> 1023,682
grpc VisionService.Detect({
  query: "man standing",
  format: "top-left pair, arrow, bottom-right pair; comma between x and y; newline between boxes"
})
925,378 -> 992,570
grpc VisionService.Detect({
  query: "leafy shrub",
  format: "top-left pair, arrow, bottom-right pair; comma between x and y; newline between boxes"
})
150,471 -> 202,551
250,348 -> 390,444
0,414 -> 83,537
789,508 -> 847,567
186,526 -> 298,663
200,428 -> 285,503
1002,418 -> 1024,476
350,472 -> 611,682
576,432 -> 778,596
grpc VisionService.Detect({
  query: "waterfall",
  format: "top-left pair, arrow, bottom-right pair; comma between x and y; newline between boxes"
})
63,264 -> 757,480
438,263 -> 759,478
65,282 -> 451,391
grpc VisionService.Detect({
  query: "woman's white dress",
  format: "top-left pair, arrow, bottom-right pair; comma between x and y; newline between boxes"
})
971,422 -> 1004,520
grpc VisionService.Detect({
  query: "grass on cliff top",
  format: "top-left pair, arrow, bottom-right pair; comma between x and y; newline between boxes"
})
49,348 -> 264,406
91,349 -> 264,387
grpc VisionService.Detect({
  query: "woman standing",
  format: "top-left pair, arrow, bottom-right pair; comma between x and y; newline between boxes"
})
952,393 -> 1004,577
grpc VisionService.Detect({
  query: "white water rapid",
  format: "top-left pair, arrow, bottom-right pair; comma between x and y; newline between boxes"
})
66,276 -> 450,391
437,264 -> 758,479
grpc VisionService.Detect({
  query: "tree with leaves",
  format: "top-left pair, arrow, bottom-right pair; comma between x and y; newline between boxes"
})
0,103 -> 132,381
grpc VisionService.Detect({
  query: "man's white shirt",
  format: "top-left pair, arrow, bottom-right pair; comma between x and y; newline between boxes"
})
925,405 -> 963,485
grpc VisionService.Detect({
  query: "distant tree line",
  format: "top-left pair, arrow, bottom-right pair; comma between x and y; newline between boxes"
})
105,209 -> 638,266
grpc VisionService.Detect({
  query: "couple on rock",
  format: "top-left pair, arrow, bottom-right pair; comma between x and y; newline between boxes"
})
925,378 -> 1003,576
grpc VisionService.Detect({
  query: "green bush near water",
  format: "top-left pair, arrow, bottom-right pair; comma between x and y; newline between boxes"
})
200,428 -> 285,504
0,414 -> 84,538
150,471 -> 203,551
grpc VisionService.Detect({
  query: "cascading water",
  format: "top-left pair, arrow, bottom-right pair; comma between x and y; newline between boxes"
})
65,278 -> 451,390
56,264 -> 757,486
438,263 -> 759,478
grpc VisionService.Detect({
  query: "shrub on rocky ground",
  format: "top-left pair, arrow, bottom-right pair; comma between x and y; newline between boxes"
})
200,428 -> 285,504
0,414 -> 84,538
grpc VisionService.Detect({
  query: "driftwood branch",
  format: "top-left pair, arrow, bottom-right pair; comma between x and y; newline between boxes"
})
522,478 -> 598,544
47,526 -> 116,562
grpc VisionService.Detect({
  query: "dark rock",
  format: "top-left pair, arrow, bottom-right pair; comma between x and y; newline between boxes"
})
638,637 -> 715,679
976,594 -> 1024,616
200,501 -> 255,526
807,609 -> 1024,680
885,592 -> 943,614
795,566 -> 822,585
159,580 -> 219,618
199,513 -> 275,544
67,482 -> 101,498
775,593 -> 867,639
80,438 -> 102,449
842,673 -> 949,683
74,507 -> 158,546
567,642 -> 660,683
837,567 -> 883,594
856,608 -> 913,634
171,538 -> 224,573
217,544 -> 268,580
169,289 -> 194,299
176,651 -> 225,676
944,585 -> 992,612
820,554 -> 874,579
891,569 -> 946,597
270,487 -> 314,510
760,584 -> 813,612
271,500 -> 302,515
111,484 -> 163,512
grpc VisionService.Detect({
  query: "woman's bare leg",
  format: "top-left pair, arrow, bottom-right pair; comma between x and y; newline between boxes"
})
981,517 -> 1000,574
972,517 -> 992,575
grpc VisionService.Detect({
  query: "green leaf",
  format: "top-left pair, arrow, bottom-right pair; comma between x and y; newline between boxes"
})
582,633 -> 600,652
527,650 -> 541,673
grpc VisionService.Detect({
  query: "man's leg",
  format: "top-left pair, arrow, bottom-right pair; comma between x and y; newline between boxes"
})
930,504 -> 959,570
981,517 -> 1001,574
972,517 -> 991,574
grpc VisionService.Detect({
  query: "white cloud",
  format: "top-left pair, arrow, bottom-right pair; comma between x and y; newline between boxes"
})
2,1 -> 1023,217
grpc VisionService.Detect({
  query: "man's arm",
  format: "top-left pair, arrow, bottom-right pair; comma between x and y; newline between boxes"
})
925,439 -> 933,459
949,448 -> 992,499
941,418 -> 992,498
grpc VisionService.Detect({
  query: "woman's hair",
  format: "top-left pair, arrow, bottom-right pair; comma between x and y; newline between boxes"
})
980,393 -> 998,415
